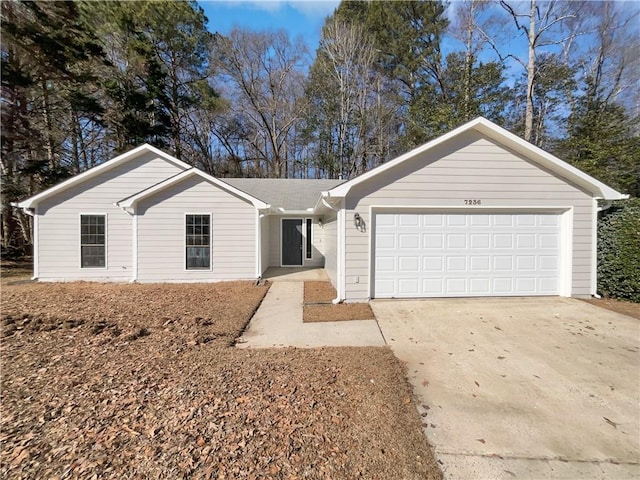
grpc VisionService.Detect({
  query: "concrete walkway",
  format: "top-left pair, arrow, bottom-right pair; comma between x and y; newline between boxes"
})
237,281 -> 386,348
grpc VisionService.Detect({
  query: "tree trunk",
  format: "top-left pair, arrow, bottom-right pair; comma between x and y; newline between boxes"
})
524,0 -> 536,142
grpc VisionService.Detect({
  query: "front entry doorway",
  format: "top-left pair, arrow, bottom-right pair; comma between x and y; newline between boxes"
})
281,219 -> 303,266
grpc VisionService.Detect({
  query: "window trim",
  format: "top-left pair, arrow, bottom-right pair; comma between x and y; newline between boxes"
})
79,213 -> 107,269
184,213 -> 212,272
305,218 -> 312,259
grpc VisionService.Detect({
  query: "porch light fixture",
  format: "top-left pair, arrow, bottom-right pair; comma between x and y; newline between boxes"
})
318,219 -> 323,228
354,213 -> 363,228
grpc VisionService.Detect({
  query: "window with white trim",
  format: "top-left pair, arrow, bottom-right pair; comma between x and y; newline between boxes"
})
80,215 -> 106,268
186,214 -> 211,269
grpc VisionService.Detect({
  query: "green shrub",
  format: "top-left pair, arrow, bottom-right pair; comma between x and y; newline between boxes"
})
597,198 -> 640,302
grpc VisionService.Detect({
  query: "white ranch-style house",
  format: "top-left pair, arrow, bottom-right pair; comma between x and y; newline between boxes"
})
14,117 -> 627,302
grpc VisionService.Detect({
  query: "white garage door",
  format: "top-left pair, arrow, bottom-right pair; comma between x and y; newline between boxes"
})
374,212 -> 561,298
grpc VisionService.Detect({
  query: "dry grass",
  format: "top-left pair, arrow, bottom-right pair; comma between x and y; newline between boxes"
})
303,281 -> 376,322
304,303 -> 376,322
304,280 -> 337,303
1,280 -> 441,479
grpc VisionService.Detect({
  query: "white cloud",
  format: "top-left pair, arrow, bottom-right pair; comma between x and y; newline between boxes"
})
287,0 -> 340,18
217,0 -> 339,18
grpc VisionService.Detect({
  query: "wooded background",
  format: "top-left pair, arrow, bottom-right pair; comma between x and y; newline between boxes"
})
2,0 -> 638,252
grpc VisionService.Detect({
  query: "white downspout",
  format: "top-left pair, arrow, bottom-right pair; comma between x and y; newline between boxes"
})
320,193 -> 343,304
114,202 -> 137,282
333,200 -> 346,304
132,212 -> 138,282
256,210 -> 262,279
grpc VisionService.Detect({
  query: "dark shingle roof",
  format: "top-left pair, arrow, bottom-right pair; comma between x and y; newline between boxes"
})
223,178 -> 343,211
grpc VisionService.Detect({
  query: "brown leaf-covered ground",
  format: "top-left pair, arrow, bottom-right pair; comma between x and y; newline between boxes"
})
303,281 -> 375,323
1,280 -> 441,479
580,298 -> 639,319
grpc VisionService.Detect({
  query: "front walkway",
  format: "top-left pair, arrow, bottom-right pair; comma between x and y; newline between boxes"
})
236,281 -> 386,348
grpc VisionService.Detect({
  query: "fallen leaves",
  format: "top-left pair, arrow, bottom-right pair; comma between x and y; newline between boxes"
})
1,281 -> 442,479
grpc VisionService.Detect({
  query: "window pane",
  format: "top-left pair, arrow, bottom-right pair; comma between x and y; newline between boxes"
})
185,215 -> 210,269
81,215 -> 105,268
81,246 -> 105,268
186,247 -> 210,269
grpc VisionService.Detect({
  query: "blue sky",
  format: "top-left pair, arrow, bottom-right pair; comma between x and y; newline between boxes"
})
198,0 -> 340,53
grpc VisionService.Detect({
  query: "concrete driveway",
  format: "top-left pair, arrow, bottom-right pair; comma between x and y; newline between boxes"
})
372,297 -> 640,479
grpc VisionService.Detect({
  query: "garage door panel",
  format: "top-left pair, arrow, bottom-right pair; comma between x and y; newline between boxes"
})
516,234 -> 536,248
470,256 -> 490,271
375,279 -> 395,296
423,234 -> 444,248
376,256 -> 395,272
494,234 -> 513,249
374,212 -> 561,298
398,214 -> 420,226
423,215 -> 444,227
399,278 -> 419,294
447,215 -> 467,227
540,234 -> 559,249
447,234 -> 467,248
469,278 -> 491,294
516,277 -> 536,293
447,256 -> 467,271
538,277 -> 558,293
399,256 -> 420,272
423,256 -> 443,271
377,233 -> 395,249
423,278 -> 443,295
539,256 -> 558,270
399,234 -> 419,249
470,234 -> 490,248
516,256 -> 536,270
493,277 -> 514,294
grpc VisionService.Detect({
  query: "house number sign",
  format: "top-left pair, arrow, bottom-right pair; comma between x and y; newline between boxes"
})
464,199 -> 482,205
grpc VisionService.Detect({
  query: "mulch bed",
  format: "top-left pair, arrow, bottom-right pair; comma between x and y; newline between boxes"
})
303,281 -> 376,323
580,298 -> 639,320
1,280 -> 441,479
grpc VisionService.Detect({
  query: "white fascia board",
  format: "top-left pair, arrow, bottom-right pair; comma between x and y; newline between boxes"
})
272,209 -> 319,215
117,168 -> 269,210
14,144 -> 192,209
327,116 -> 628,201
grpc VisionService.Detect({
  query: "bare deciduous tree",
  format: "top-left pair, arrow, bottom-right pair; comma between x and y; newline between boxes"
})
212,29 -> 308,178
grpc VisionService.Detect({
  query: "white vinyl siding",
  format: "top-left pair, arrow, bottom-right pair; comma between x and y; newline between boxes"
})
136,175 -> 256,282
37,152 -> 184,281
344,131 -> 594,301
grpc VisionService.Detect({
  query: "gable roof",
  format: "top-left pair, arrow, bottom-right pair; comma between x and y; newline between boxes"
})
326,117 -> 628,201
116,168 -> 269,210
224,178 -> 343,211
14,144 -> 192,209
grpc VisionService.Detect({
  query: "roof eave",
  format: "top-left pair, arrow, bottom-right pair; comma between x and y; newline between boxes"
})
328,117 -> 628,201
117,168 -> 269,210
12,144 -> 192,208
